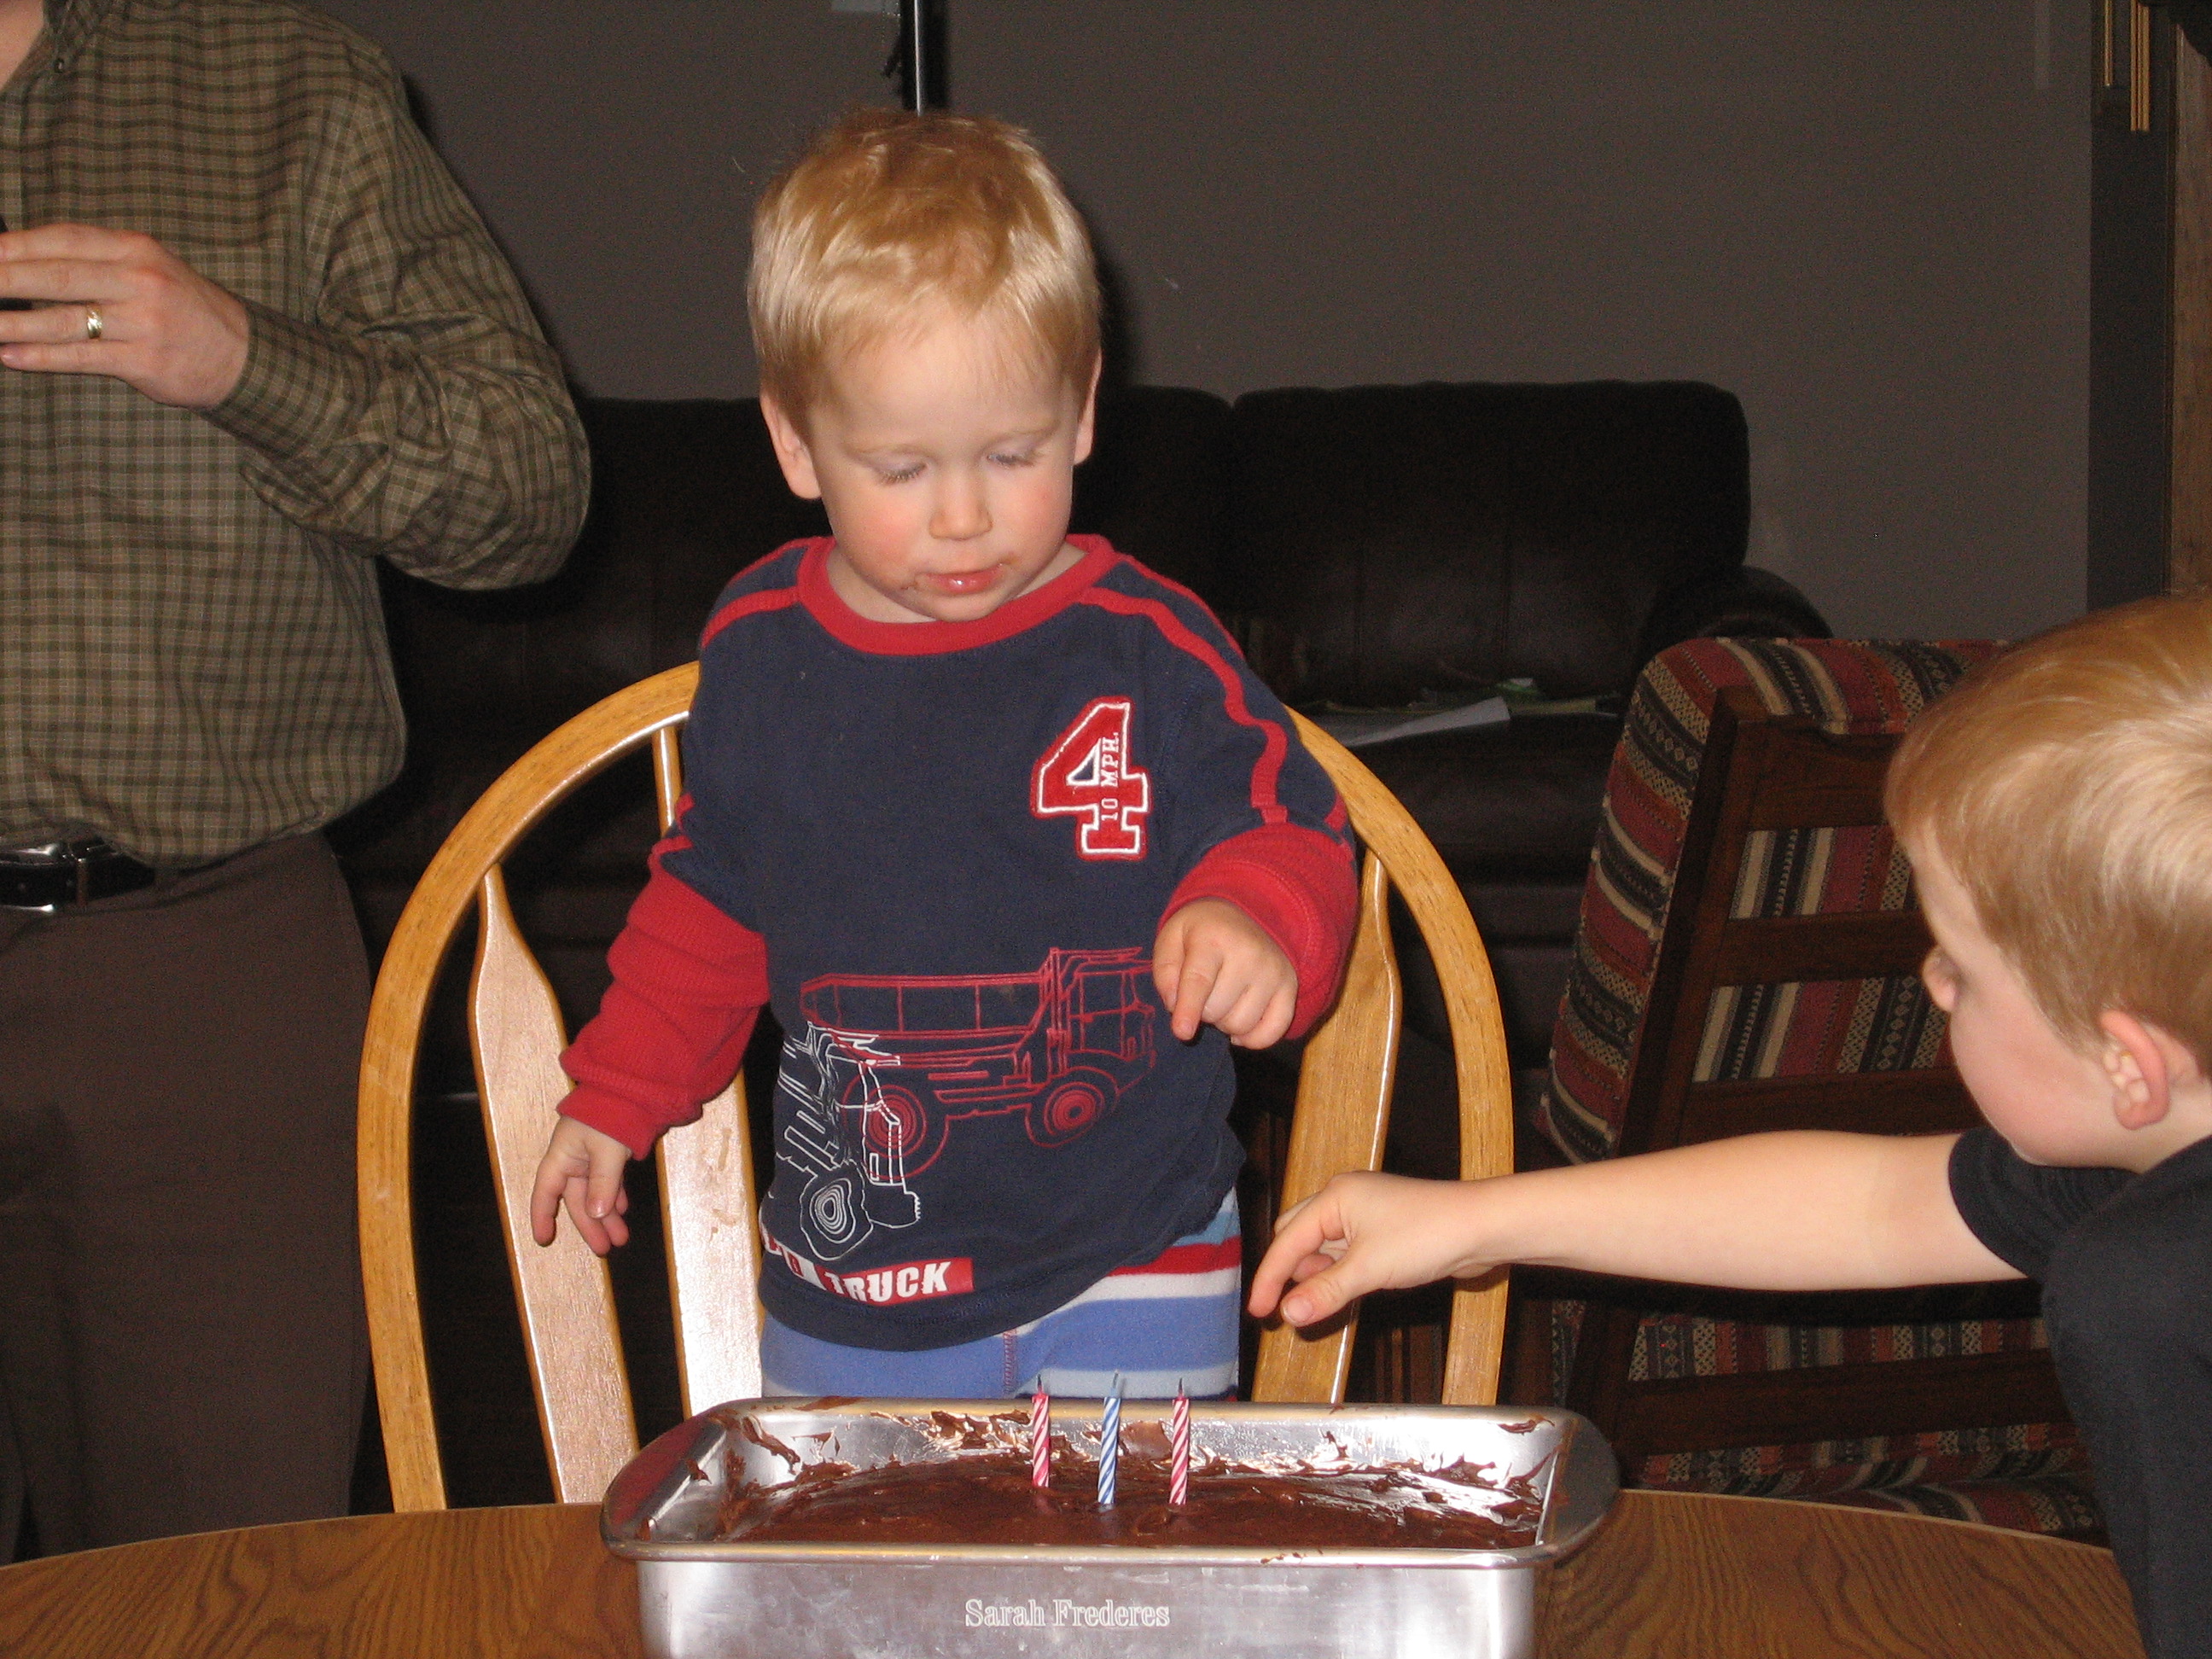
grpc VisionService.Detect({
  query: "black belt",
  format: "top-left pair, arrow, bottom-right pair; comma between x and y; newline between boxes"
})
0,836 -> 162,910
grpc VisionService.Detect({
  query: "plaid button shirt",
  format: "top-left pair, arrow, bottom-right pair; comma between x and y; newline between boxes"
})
0,0 -> 589,864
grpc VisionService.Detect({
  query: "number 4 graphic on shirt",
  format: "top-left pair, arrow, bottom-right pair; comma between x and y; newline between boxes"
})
1033,697 -> 1151,859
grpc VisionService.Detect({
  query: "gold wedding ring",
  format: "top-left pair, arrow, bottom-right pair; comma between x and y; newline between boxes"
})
83,306 -> 102,342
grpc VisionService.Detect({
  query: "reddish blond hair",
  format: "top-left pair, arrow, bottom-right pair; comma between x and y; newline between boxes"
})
748,108 -> 1100,416
1885,594 -> 2212,1064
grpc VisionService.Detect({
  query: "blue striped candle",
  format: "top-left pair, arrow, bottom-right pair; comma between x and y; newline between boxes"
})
1096,1377 -> 1122,1508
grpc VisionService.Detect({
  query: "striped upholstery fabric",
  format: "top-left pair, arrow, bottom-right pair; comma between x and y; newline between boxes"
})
1531,638 -> 2098,1532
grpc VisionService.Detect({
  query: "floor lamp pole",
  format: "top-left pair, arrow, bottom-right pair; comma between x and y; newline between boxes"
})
896,0 -> 949,111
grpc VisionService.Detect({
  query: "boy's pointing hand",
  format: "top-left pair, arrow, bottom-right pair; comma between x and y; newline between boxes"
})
1153,898 -> 1298,1048
1249,1173 -> 1500,1328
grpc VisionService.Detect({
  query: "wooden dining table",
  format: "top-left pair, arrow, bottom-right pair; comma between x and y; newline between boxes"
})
0,1489 -> 2144,1657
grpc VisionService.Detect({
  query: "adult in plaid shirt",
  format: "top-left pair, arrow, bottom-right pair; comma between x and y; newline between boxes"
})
0,0 -> 588,1551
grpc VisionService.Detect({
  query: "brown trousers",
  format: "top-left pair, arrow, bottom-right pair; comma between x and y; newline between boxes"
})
0,833 -> 370,1552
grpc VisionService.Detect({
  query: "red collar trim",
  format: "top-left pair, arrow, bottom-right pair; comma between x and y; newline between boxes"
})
797,535 -> 1121,655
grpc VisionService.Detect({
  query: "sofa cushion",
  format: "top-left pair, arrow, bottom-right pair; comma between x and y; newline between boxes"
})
1353,713 -> 1623,882
1225,381 -> 1751,706
1356,714 -> 1619,1069
1072,385 -> 1233,598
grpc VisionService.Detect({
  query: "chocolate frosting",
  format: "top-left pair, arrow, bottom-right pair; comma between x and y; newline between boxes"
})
716,1443 -> 1541,1551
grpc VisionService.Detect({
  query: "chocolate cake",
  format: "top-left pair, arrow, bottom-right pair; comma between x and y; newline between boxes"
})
716,1415 -> 1545,1551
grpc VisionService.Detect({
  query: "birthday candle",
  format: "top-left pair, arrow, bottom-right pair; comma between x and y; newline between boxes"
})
1029,1388 -> 1051,1489
1169,1384 -> 1190,1508
1096,1377 -> 1121,1508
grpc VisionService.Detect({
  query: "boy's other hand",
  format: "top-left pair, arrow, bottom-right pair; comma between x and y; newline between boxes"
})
529,1114 -> 634,1255
1153,898 -> 1298,1047
1249,1172 -> 1496,1327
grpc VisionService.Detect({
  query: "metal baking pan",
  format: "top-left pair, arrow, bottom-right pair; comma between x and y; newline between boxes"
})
602,1399 -> 1619,1658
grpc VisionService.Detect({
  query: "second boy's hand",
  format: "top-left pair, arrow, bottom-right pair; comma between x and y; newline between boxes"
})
1153,897 -> 1299,1048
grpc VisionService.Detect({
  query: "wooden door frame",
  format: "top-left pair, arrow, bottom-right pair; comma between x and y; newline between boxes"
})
2174,32 -> 2212,589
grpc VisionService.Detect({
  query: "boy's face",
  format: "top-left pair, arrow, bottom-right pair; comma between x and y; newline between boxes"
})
760,306 -> 1097,626
1912,845 -> 2133,1167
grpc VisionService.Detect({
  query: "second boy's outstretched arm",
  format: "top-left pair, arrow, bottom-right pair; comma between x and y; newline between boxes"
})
1249,1130 -> 2020,1329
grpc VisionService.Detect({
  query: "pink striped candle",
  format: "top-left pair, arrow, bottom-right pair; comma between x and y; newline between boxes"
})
1029,1388 -> 1051,1489
1169,1386 -> 1190,1507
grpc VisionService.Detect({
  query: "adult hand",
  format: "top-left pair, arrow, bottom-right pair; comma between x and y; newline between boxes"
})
0,222 -> 250,408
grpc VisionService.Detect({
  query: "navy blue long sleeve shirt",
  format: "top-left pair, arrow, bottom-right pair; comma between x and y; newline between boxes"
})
564,537 -> 1356,1348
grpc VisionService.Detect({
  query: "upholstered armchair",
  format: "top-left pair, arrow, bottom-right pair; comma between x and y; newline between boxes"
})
1521,637 -> 2096,1538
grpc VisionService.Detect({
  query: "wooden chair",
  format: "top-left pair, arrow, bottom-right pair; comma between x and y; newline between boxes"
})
1525,637 -> 2093,1537
360,664 -> 1514,1510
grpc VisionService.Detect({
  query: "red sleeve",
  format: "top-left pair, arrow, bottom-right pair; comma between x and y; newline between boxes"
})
559,859 -> 771,1158
1162,822 -> 1359,1038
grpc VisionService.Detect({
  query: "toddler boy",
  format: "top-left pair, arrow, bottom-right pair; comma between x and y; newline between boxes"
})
533,110 -> 1355,1401
1254,594 -> 2212,1659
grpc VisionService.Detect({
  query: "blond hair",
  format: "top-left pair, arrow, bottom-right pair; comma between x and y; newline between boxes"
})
748,108 -> 1100,416
1885,594 -> 2212,1064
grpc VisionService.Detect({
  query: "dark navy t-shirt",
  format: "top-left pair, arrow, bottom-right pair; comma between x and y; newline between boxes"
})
1951,1126 -> 2212,1658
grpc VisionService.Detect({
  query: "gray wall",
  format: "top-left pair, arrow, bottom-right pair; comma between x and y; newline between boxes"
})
321,2 -> 2093,643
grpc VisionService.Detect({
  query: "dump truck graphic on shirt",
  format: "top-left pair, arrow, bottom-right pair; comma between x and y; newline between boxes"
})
772,947 -> 1157,1261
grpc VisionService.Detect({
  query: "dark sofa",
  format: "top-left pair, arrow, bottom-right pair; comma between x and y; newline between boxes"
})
334,381 -> 1826,1162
